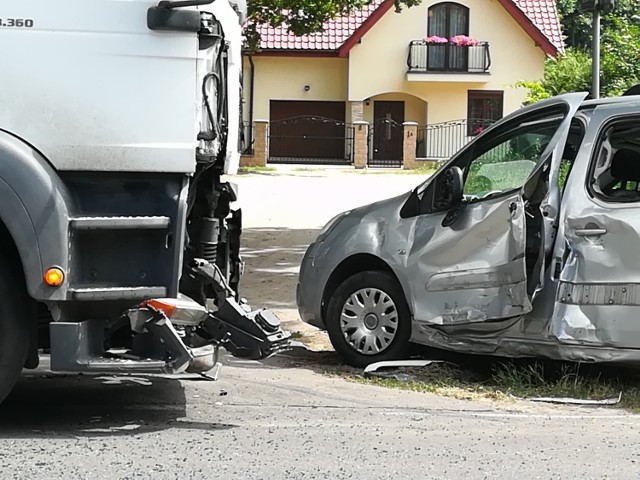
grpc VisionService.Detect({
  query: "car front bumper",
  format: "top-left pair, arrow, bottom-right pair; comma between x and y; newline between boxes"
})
296,241 -> 327,330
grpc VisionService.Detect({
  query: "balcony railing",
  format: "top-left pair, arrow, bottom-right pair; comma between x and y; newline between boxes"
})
407,41 -> 491,74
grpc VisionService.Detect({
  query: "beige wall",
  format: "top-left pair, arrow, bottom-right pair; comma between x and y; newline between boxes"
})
360,92 -> 428,124
347,0 -> 546,121
246,0 -> 548,125
244,56 -> 348,120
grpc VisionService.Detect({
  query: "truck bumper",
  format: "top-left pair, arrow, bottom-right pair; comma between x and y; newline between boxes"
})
49,283 -> 291,375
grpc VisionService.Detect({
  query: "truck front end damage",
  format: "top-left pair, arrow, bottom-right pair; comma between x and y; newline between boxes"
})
0,0 -> 289,383
50,0 -> 290,374
51,255 -> 291,374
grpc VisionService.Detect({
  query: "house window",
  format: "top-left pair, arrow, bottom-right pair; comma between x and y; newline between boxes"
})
427,2 -> 469,71
467,90 -> 503,136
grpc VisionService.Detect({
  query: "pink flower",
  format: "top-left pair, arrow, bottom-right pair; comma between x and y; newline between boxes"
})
450,35 -> 480,46
473,126 -> 484,135
424,35 -> 449,44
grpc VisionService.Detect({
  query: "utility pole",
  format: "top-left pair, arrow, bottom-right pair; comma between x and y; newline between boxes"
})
591,7 -> 601,99
584,0 -> 615,99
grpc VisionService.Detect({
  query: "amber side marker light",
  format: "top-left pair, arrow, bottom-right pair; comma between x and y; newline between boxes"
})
44,267 -> 65,287
143,299 -> 177,318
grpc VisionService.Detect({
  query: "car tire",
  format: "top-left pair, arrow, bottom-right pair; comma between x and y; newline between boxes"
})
326,271 -> 411,368
0,255 -> 30,404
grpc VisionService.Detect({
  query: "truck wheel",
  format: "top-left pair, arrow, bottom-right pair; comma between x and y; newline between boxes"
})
326,271 -> 411,368
0,261 -> 29,404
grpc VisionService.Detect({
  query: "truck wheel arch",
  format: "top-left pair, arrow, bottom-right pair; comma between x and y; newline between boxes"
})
0,130 -> 70,301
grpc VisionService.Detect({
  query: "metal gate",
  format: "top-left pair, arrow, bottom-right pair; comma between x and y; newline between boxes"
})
415,119 -> 496,160
268,116 -> 354,165
368,118 -> 403,167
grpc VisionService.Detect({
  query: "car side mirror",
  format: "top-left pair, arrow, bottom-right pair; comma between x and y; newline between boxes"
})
435,166 -> 464,211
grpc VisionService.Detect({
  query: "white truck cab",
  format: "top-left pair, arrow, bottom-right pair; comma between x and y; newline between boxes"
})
0,0 -> 289,404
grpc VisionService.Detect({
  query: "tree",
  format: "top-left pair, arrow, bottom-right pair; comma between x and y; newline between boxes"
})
244,0 -> 421,50
556,0 -> 640,50
516,50 -> 592,104
517,0 -> 640,101
600,15 -> 640,95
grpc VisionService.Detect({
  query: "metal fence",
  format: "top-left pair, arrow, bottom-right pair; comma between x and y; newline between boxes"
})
268,116 -> 354,165
416,119 -> 495,160
407,41 -> 491,74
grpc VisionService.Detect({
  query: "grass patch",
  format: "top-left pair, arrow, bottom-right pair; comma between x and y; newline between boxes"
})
347,358 -> 640,410
238,164 -> 439,176
398,164 -> 439,176
410,162 -> 443,175
352,164 -> 439,176
290,167 -> 324,172
285,164 -> 439,174
290,331 -> 305,339
238,166 -> 277,173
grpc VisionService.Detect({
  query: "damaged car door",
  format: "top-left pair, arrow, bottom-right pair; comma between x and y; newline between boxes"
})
406,94 -> 586,327
551,101 -> 640,349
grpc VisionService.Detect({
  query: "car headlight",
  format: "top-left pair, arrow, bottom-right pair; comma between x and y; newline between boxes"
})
317,211 -> 350,241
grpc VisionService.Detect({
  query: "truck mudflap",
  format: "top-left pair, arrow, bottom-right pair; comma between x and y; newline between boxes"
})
125,257 -> 291,373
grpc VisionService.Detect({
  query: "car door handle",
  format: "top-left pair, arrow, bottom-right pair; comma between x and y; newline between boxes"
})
574,228 -> 607,237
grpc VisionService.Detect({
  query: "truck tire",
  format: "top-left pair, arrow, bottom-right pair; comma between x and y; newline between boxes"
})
0,259 -> 30,404
326,271 -> 412,368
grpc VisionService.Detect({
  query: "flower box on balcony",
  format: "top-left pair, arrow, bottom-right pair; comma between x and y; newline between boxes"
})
407,39 -> 491,75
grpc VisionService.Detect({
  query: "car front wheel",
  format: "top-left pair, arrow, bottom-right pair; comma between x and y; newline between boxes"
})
326,271 -> 411,368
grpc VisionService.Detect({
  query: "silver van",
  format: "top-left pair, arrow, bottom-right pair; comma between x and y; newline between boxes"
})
297,92 -> 640,367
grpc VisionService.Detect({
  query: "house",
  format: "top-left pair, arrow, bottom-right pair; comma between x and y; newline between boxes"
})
242,0 -> 563,167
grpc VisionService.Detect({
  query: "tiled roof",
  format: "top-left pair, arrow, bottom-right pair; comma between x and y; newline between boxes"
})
257,0 -> 386,51
256,0 -> 563,55
512,0 -> 564,52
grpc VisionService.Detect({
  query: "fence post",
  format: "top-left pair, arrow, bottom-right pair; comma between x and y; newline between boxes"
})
353,121 -> 369,169
240,120 -> 268,168
240,119 -> 267,168
253,119 -> 269,167
403,122 -> 418,170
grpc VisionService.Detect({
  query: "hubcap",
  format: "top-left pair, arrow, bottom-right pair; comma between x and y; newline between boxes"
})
340,287 -> 399,355
364,313 -> 379,330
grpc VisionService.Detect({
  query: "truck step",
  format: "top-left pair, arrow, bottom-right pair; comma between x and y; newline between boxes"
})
69,286 -> 167,301
69,216 -> 171,230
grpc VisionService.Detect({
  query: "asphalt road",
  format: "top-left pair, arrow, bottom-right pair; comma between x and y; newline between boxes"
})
2,168 -> 639,479
2,353 -> 639,479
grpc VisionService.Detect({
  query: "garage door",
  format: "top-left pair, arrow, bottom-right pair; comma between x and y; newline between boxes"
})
269,101 -> 353,165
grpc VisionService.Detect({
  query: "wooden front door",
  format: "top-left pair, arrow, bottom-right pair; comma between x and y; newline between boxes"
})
371,101 -> 404,166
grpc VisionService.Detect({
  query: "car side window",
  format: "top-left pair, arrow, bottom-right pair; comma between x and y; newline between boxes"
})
590,119 -> 640,203
463,110 -> 565,199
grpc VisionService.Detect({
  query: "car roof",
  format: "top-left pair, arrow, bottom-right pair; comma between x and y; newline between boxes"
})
581,95 -> 640,109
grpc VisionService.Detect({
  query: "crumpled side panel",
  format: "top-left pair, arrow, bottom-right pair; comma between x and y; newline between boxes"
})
408,191 -> 532,326
551,208 -> 640,348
